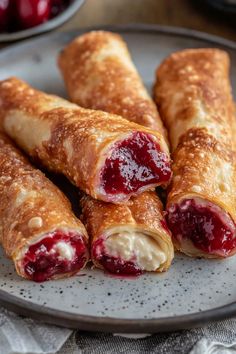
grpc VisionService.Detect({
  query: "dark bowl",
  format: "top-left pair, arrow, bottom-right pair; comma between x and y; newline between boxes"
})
0,0 -> 84,42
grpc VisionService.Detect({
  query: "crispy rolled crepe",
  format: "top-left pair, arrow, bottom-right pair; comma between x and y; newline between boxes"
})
58,30 -> 165,134
0,133 -> 89,282
58,34 -> 174,274
154,48 -> 236,258
0,78 -> 171,204
81,192 -> 173,275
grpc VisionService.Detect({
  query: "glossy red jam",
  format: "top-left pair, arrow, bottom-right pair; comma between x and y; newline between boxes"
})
101,132 -> 171,198
167,198 -> 236,257
92,238 -> 143,276
22,230 -> 87,282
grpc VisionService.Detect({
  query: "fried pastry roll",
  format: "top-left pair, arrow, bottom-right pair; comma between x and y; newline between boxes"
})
0,133 -> 89,282
0,77 -> 171,204
81,191 -> 173,275
154,48 -> 236,258
58,30 -> 165,133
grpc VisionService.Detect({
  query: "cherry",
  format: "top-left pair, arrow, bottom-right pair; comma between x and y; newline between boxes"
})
16,0 -> 50,29
0,0 -> 10,32
0,0 -> 71,33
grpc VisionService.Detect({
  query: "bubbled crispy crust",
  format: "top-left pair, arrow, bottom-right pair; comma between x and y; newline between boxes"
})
81,191 -> 174,272
58,31 -> 166,136
0,77 -> 169,203
154,48 -> 235,151
0,133 -> 88,278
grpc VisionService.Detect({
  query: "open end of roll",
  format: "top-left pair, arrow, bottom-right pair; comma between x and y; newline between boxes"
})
20,230 -> 88,282
167,197 -> 236,257
99,132 -> 171,202
92,231 -> 167,276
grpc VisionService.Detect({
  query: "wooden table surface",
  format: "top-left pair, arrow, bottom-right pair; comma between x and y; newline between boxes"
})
60,0 -> 236,41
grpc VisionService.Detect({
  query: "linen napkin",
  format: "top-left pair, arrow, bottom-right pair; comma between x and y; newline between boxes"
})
1,306 -> 236,354
0,307 -> 71,354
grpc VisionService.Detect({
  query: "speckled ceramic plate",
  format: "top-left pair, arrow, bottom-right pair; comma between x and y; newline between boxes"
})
0,24 -> 236,333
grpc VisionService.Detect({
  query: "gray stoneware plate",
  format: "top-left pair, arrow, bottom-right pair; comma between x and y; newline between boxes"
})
0,24 -> 236,333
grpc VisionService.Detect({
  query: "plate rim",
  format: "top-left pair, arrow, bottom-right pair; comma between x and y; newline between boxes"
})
0,23 -> 236,333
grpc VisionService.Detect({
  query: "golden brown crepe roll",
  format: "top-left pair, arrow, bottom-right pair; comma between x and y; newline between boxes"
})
0,77 -> 171,204
154,48 -> 236,258
81,192 -> 173,275
0,133 -> 89,282
58,30 -> 165,134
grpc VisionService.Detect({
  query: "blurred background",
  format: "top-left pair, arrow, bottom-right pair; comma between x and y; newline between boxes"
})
62,0 -> 236,41
0,0 -> 235,42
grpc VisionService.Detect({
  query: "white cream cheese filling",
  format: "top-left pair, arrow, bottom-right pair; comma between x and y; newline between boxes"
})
53,242 -> 76,261
16,228 -> 79,266
104,232 -> 166,271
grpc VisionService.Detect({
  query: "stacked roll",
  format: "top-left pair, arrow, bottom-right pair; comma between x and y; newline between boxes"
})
58,30 -> 174,275
154,48 -> 236,258
0,133 -> 89,282
0,77 -> 171,204
58,30 -> 166,135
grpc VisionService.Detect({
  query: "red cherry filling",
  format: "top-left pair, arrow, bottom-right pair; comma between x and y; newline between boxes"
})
22,230 -> 87,282
100,132 -> 171,198
92,238 -> 143,276
167,198 -> 236,257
